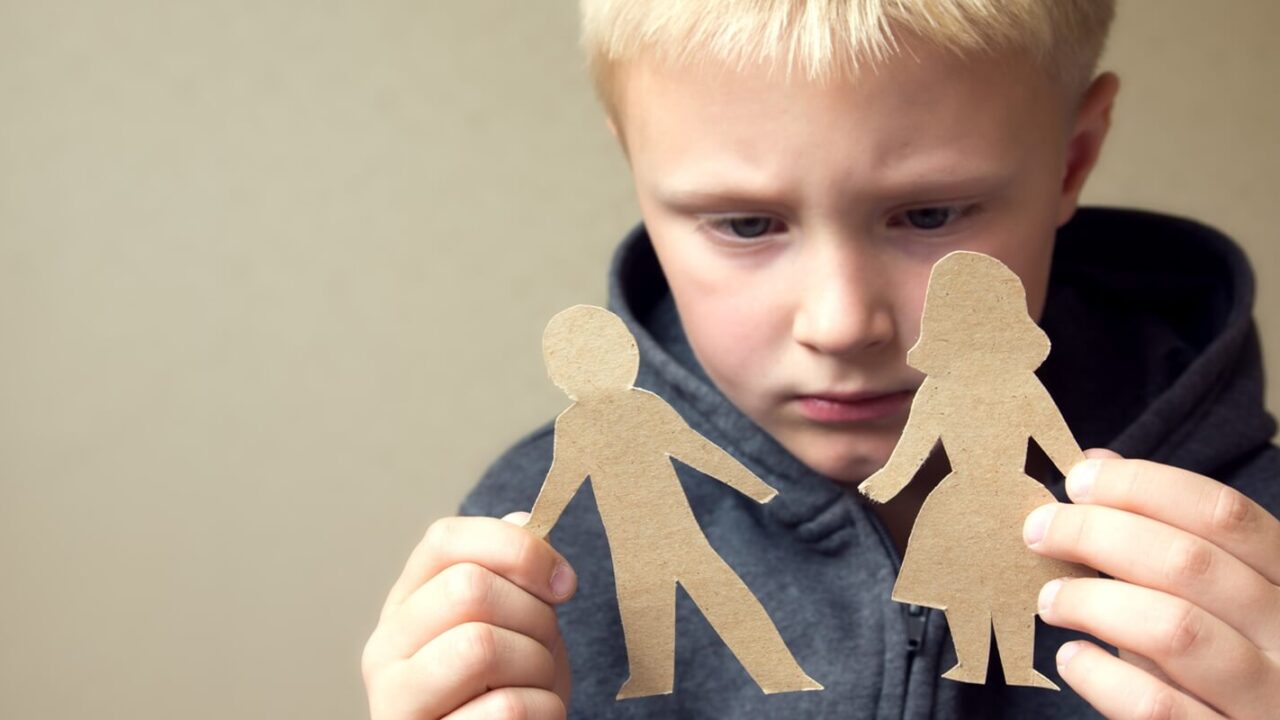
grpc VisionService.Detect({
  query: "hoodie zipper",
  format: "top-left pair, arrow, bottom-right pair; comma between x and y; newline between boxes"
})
904,603 -> 928,656
899,603 -> 932,720
854,496 -> 933,720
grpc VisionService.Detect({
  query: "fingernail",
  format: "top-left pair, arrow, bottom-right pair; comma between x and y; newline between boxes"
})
1023,504 -> 1057,547
502,511 -> 531,526
1038,578 -> 1064,617
550,562 -> 576,600
1056,641 -> 1082,673
1066,459 -> 1101,502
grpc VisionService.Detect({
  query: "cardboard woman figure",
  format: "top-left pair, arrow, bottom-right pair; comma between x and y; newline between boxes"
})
526,305 -> 822,700
859,252 -> 1092,690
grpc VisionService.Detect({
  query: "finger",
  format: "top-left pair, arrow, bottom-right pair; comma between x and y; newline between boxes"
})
1117,648 -> 1201,715
1040,578 -> 1276,718
1056,640 -> 1222,720
1024,502 -> 1280,648
1119,648 -> 1177,688
551,630 -> 572,704
382,516 -> 576,618
445,688 -> 566,720
1065,456 -> 1280,585
378,562 -> 561,659
385,622 -> 557,719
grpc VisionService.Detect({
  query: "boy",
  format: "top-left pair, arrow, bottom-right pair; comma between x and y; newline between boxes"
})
362,1 -> 1280,718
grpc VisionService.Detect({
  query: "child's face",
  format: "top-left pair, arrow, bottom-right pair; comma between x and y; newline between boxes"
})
613,42 -> 1112,484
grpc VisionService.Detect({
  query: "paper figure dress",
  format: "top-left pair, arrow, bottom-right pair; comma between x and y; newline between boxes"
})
525,305 -> 822,699
859,251 -> 1094,690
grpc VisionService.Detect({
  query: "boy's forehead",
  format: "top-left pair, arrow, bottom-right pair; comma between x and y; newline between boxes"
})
617,46 -> 1065,193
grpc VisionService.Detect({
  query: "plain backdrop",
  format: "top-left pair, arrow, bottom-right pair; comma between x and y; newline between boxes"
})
1,1 -> 1275,718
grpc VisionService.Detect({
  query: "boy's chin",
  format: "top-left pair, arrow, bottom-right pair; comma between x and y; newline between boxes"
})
780,432 -> 897,485
808,457 -> 885,486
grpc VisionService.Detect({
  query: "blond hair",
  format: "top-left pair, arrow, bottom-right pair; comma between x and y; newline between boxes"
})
582,0 -> 1115,117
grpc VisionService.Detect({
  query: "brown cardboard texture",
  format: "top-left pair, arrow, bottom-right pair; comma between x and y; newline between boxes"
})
858,251 -> 1094,690
526,305 -> 823,700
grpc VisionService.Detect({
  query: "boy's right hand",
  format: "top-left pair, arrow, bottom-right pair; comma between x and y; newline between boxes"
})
362,512 -> 577,719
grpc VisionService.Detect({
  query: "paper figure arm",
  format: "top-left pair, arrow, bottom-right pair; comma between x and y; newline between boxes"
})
1027,381 -> 1086,478
525,410 -> 590,540
655,394 -> 777,504
858,382 -> 939,503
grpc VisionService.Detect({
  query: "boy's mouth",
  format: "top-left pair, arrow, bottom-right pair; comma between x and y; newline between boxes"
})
792,389 -> 915,424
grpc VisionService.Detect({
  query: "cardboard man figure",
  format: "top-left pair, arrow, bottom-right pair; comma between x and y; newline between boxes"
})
859,251 -> 1093,690
526,305 -> 822,700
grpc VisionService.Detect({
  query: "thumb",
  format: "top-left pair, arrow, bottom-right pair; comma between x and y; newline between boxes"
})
1064,448 -> 1124,503
506,509 -> 553,542
501,511 -> 531,526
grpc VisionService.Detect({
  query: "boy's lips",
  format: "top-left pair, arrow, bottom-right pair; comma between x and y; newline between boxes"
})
792,389 -> 915,424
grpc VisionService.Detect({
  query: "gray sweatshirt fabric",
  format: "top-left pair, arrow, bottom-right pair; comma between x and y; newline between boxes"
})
459,207 -> 1280,719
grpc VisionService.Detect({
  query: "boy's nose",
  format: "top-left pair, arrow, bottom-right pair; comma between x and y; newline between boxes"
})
791,243 -> 895,358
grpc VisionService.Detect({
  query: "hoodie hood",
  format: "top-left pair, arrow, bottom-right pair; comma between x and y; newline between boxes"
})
1038,208 -> 1275,473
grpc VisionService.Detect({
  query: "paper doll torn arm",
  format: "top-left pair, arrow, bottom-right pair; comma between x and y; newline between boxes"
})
1025,382 -> 1086,478
650,392 -> 778,504
858,380 -> 940,503
525,410 -> 590,540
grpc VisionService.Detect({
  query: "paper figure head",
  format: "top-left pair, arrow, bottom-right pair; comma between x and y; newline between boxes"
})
906,251 -> 1050,374
543,305 -> 640,400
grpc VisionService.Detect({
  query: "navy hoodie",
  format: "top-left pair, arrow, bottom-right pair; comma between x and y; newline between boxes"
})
460,208 -> 1280,719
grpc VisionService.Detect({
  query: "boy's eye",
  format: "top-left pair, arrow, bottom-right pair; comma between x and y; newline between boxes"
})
726,216 -> 777,238
902,206 -> 960,230
705,215 -> 786,241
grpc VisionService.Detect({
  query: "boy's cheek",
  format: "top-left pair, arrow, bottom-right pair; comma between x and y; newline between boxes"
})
677,296 -> 789,399
664,279 -> 794,413
653,247 -> 795,385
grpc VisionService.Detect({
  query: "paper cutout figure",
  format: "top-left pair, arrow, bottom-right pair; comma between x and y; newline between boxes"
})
526,305 -> 823,700
858,251 -> 1093,690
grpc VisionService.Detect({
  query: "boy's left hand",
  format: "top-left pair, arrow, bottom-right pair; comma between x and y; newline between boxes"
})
1023,449 -> 1280,720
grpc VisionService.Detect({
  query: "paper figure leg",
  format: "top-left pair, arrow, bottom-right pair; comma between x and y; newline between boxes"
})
680,550 -> 823,693
993,610 -> 1058,689
941,608 -> 991,684
614,571 -> 678,700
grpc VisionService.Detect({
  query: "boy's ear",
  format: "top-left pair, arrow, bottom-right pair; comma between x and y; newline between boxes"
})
1057,72 -> 1121,226
604,116 -> 631,160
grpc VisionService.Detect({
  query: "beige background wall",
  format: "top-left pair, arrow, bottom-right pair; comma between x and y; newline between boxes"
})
0,2 -> 1274,718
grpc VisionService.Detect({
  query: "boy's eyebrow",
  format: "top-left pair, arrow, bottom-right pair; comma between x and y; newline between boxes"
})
654,186 -> 791,212
653,172 -> 1017,212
